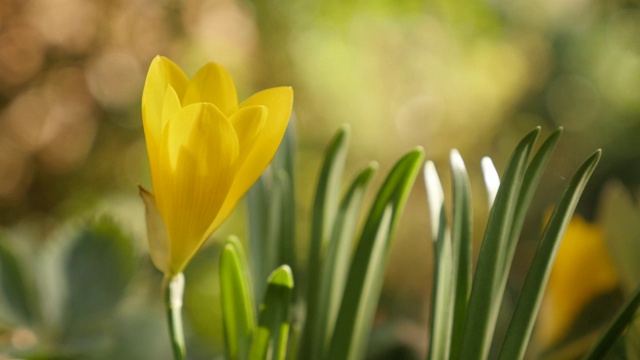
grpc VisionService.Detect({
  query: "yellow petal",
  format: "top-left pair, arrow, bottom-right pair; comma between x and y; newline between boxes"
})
155,103 -> 239,274
142,56 -> 189,142
138,186 -> 169,273
147,86 -> 182,199
208,86 -> 293,232
182,62 -> 238,117
229,105 -> 267,162
161,85 -> 182,128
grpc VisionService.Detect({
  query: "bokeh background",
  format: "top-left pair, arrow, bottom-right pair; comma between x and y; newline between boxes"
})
1,0 -> 640,358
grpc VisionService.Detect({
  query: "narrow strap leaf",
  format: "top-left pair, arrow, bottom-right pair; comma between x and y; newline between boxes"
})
299,125 -> 350,360
449,150 -> 473,360
424,161 -> 454,360
220,236 -> 256,360
499,150 -> 601,360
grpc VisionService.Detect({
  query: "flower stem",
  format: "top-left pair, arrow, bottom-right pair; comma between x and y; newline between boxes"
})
164,273 -> 186,360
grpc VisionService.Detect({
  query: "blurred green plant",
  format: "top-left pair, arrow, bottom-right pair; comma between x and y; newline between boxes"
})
0,216 -> 136,359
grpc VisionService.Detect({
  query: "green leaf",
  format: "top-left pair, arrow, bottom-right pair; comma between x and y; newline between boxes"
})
582,284 -> 640,360
0,239 -> 34,325
498,149 -> 601,360
326,147 -> 425,360
312,162 -> 378,359
220,236 -> 256,360
448,150 -> 473,360
424,161 -> 454,360
458,128 -> 540,360
299,125 -> 350,360
249,265 -> 294,360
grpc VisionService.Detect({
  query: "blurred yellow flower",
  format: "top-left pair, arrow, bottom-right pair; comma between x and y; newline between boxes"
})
139,56 -> 293,275
537,214 -> 618,349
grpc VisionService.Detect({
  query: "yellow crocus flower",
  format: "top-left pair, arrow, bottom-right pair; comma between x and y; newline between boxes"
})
139,56 -> 293,275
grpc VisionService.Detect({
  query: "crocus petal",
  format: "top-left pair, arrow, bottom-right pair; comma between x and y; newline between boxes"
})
182,62 -> 238,117
156,103 -> 240,274
208,86 -> 293,232
142,56 -> 189,141
147,85 -> 182,201
138,186 -> 170,274
161,85 -> 182,128
229,105 -> 267,163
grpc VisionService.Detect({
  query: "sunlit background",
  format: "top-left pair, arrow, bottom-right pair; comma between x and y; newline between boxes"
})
1,0 -> 640,358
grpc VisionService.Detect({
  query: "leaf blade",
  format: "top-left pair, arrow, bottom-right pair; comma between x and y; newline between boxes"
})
448,150 -> 473,360
299,125 -> 350,360
424,161 -> 454,360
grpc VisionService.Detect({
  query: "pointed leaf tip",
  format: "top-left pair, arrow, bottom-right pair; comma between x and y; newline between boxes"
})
268,265 -> 294,288
450,149 -> 466,172
424,161 -> 445,241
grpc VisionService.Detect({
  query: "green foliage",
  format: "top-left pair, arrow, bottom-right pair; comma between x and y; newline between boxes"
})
426,128 -> 607,360
325,148 -> 424,360
244,124 -> 424,360
499,149 -> 601,359
296,126 -> 424,360
299,125 -> 351,360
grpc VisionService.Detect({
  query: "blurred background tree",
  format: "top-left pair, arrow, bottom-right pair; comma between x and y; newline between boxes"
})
1,0 -> 640,358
